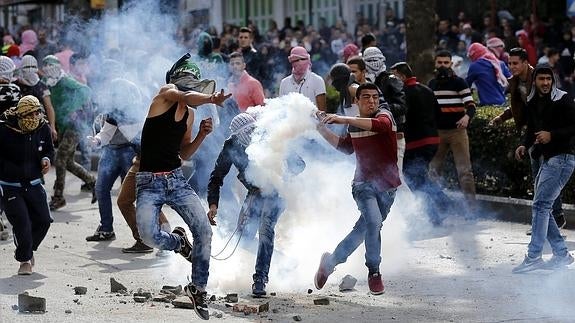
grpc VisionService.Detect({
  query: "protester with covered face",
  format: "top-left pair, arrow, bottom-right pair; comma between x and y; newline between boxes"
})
135,53 -> 230,321
428,50 -> 477,206
466,42 -> 511,106
207,112 -> 304,297
15,55 -> 57,141
314,83 -> 399,296
0,95 -> 54,275
390,62 -> 453,225
85,79 -> 142,242
0,56 -> 21,116
42,55 -> 96,211
279,46 -> 326,111
512,64 -> 575,273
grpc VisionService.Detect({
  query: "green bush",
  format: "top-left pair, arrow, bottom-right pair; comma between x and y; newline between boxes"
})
442,105 -> 575,203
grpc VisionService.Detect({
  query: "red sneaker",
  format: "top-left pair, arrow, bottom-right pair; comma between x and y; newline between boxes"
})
368,272 -> 384,295
314,252 -> 334,290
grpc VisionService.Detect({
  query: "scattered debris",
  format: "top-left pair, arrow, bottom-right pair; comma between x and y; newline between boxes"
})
54,245 -> 59,249
209,294 -> 216,301
134,291 -> 152,300
119,300 -> 127,304
74,286 -> 87,295
313,298 -> 330,305
65,309 -> 72,314
153,294 -> 176,303
439,254 -> 453,260
272,309 -> 280,313
214,312 -> 223,318
110,278 -> 127,293
225,293 -> 238,303
307,289 -> 312,294
133,296 -> 147,303
232,302 -> 269,314
18,292 -> 46,313
73,299 -> 79,303
160,285 -> 182,296
293,315 -> 302,321
270,292 -> 276,296
11,304 -> 18,311
339,275 -> 357,292
171,297 -> 194,309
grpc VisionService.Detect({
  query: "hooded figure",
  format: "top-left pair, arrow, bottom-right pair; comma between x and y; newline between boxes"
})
1,95 -> 45,133
288,46 -> 311,82
229,111 -> 256,147
19,30 -> 38,57
466,42 -> 511,106
196,32 -> 223,63
0,56 -> 21,115
17,55 -> 40,86
41,55 -> 64,87
166,53 -> 215,94
362,47 -> 386,82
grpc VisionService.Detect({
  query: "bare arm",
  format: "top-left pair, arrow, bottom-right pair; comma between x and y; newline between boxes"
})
322,114 -> 374,131
180,110 -> 213,160
315,93 -> 327,111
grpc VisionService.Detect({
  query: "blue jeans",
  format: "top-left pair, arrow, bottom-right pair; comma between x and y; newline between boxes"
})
96,145 -> 135,232
404,145 -> 453,224
528,154 -> 575,258
238,190 -> 283,282
136,168 -> 212,288
331,182 -> 396,273
530,154 -> 563,217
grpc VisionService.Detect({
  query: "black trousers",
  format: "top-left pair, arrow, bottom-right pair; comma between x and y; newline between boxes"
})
1,184 -> 52,262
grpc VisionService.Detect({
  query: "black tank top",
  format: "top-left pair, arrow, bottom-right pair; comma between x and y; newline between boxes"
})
139,103 -> 189,172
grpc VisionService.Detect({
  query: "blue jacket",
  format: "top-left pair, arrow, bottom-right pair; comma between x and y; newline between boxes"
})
466,59 -> 511,106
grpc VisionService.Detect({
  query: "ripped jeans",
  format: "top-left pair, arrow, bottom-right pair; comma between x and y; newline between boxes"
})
136,167 -> 212,288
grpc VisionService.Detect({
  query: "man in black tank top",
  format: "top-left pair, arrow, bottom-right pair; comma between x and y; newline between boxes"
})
135,54 -> 230,321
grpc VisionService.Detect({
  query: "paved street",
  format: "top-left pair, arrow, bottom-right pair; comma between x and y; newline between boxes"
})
1,169 -> 575,323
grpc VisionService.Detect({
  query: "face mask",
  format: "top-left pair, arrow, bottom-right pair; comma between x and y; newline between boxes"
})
18,114 -> 41,133
235,126 -> 254,147
19,71 -> 39,86
171,73 -> 215,94
291,59 -> 309,81
435,66 -> 453,80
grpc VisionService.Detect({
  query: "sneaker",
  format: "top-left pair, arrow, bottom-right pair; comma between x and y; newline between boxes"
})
554,213 -> 567,229
86,227 -> 116,241
184,283 -> 209,320
18,262 -> 32,275
172,227 -> 193,263
543,253 -> 574,270
122,241 -> 153,253
252,276 -> 267,297
314,252 -> 335,290
368,272 -> 385,295
512,255 -> 546,273
49,196 -> 66,211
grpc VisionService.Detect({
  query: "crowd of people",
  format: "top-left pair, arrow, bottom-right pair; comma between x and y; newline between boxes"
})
1,7 -> 575,320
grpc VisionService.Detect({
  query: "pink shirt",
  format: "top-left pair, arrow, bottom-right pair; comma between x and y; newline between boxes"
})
54,49 -> 74,73
228,71 -> 265,112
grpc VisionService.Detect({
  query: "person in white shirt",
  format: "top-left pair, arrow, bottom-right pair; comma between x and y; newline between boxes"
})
279,46 -> 326,111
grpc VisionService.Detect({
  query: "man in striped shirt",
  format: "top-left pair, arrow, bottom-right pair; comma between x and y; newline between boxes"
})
428,50 -> 477,204
313,82 -> 400,296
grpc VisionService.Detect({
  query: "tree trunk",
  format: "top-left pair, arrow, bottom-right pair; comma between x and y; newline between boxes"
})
405,0 -> 437,84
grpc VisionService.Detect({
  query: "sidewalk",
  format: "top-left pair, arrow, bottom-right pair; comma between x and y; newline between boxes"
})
1,169 -> 575,322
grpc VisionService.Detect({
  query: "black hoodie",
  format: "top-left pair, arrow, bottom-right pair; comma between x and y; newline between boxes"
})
523,64 -> 575,159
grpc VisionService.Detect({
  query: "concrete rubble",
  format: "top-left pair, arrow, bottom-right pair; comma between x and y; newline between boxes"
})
18,292 -> 46,313
74,286 -> 88,295
338,274 -> 357,291
232,302 -> 269,315
313,297 -> 330,305
110,277 -> 127,293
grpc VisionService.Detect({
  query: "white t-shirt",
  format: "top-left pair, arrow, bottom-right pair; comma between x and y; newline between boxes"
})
279,70 -> 326,107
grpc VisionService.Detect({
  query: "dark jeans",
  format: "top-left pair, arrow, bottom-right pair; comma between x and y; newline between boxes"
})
404,144 -> 453,223
238,190 -> 284,282
1,183 -> 52,262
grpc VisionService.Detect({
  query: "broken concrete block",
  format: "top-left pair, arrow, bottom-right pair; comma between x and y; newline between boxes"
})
293,315 -> 302,321
161,285 -> 182,295
18,293 -> 46,313
110,278 -> 127,293
152,294 -> 176,303
133,296 -> 147,303
133,292 -> 152,300
65,309 -> 72,314
339,274 -> 357,291
171,297 -> 194,309
313,297 -> 330,305
225,293 -> 238,303
232,302 -> 269,314
74,286 -> 87,295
